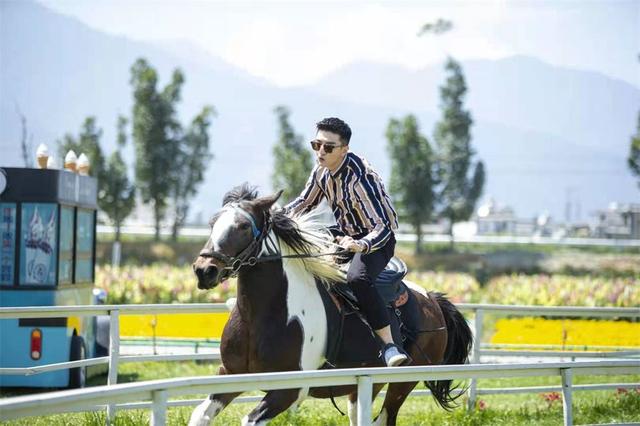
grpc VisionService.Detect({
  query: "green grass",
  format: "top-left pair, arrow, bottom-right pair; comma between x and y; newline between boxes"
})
3,362 -> 639,425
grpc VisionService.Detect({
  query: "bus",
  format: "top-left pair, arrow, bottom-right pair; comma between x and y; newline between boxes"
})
0,167 -> 107,388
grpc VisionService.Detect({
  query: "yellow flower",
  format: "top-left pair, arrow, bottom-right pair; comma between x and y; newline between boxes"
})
491,317 -> 640,348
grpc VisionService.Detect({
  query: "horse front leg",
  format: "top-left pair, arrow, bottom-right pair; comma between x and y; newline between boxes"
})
374,381 -> 418,426
189,366 -> 241,426
242,388 -> 303,426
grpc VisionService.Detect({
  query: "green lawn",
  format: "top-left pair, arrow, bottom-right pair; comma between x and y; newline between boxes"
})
3,361 -> 639,425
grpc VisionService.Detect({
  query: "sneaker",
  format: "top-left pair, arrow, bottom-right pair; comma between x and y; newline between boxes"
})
383,343 -> 408,367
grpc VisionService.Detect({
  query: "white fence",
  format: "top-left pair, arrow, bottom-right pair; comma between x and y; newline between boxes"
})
96,224 -> 640,248
1,361 -> 638,426
1,303 -> 639,425
459,304 -> 640,410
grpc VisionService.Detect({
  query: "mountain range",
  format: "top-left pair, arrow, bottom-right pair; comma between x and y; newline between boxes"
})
1,0 -> 638,224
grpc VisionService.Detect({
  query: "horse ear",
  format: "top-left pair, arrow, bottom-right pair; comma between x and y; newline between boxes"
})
254,190 -> 283,211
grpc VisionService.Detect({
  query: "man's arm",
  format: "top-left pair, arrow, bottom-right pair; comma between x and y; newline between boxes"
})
352,173 -> 396,254
357,223 -> 392,254
284,165 -> 325,216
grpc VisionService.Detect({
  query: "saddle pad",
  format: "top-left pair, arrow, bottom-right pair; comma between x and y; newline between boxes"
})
332,256 -> 408,306
375,257 -> 408,302
376,256 -> 408,286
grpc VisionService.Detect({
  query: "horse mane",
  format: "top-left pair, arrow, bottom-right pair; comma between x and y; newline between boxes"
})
272,210 -> 347,285
222,183 -> 259,206
222,183 -> 346,284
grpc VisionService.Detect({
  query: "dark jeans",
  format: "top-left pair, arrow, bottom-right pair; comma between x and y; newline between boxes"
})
346,234 -> 396,330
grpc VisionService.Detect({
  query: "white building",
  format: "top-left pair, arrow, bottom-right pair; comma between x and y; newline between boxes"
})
594,203 -> 640,239
475,199 -> 538,236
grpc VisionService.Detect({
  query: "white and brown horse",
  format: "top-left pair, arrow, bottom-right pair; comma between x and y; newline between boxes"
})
189,184 -> 472,425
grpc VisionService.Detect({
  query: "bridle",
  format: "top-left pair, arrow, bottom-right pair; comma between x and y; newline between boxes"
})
198,204 -> 345,279
198,204 -> 273,278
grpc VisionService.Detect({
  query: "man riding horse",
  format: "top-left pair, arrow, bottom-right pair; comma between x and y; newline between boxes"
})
189,119 -> 472,425
286,117 -> 408,367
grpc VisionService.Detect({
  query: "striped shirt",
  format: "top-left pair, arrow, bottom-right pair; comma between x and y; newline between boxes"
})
285,152 -> 398,254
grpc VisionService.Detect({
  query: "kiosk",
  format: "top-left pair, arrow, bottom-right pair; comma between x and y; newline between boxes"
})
0,167 -> 103,388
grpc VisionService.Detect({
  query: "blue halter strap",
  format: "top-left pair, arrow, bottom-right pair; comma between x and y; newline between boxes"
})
231,206 -> 261,239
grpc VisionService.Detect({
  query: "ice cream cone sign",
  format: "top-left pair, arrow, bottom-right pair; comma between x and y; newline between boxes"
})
36,144 -> 49,169
64,150 -> 77,172
77,153 -> 90,176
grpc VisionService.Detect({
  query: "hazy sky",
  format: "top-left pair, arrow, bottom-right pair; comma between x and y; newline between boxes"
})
39,0 -> 640,87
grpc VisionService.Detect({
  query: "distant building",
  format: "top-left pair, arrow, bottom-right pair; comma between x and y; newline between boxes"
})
475,199 -> 538,236
594,203 -> 640,239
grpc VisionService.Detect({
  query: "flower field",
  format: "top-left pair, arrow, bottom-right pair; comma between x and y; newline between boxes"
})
96,265 -> 639,345
479,274 -> 639,307
407,272 -> 638,308
491,317 -> 640,348
97,265 -> 639,308
406,271 -> 481,303
96,264 -> 237,304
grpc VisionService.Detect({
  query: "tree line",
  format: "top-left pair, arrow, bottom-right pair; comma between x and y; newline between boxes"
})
50,54 -> 638,250
53,55 -> 483,250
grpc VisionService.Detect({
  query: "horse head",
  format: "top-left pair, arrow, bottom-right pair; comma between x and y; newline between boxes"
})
193,187 -> 282,289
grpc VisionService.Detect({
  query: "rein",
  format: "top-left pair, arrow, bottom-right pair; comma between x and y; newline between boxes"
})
199,206 -> 344,278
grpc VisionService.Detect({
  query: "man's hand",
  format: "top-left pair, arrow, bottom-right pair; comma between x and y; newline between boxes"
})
336,236 -> 365,253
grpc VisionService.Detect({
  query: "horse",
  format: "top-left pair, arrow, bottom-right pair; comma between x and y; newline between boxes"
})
189,184 -> 473,426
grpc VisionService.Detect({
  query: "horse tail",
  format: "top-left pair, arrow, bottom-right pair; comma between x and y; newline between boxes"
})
424,292 -> 473,411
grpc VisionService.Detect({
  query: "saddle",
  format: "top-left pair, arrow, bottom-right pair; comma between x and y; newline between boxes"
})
331,256 -> 410,309
318,257 -> 421,367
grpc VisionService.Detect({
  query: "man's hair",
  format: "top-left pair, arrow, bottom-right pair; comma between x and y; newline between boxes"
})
316,117 -> 352,145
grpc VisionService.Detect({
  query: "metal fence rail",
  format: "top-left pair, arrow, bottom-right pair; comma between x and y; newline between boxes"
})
458,304 -> 639,318
0,304 -> 637,379
455,304 -> 640,409
0,304 -> 228,379
72,381 -> 638,412
1,361 -> 638,426
0,303 -> 230,319
1,303 -> 639,423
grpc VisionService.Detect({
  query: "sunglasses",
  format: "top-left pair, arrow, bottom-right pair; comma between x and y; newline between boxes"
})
310,140 -> 342,153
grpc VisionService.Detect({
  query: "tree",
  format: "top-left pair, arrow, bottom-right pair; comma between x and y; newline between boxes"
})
170,106 -> 215,240
629,111 -> 640,190
271,106 -> 313,204
100,116 -> 136,242
386,115 -> 435,254
433,58 -> 485,248
130,58 -> 184,240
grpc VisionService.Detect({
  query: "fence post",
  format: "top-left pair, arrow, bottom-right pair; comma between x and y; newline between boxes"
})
467,308 -> 484,411
561,368 -> 573,426
107,309 -> 120,423
150,389 -> 168,426
357,375 -> 373,426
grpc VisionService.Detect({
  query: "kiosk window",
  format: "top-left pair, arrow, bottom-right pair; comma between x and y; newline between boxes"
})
75,209 -> 94,282
19,203 -> 57,285
0,203 -> 17,285
58,206 -> 74,284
